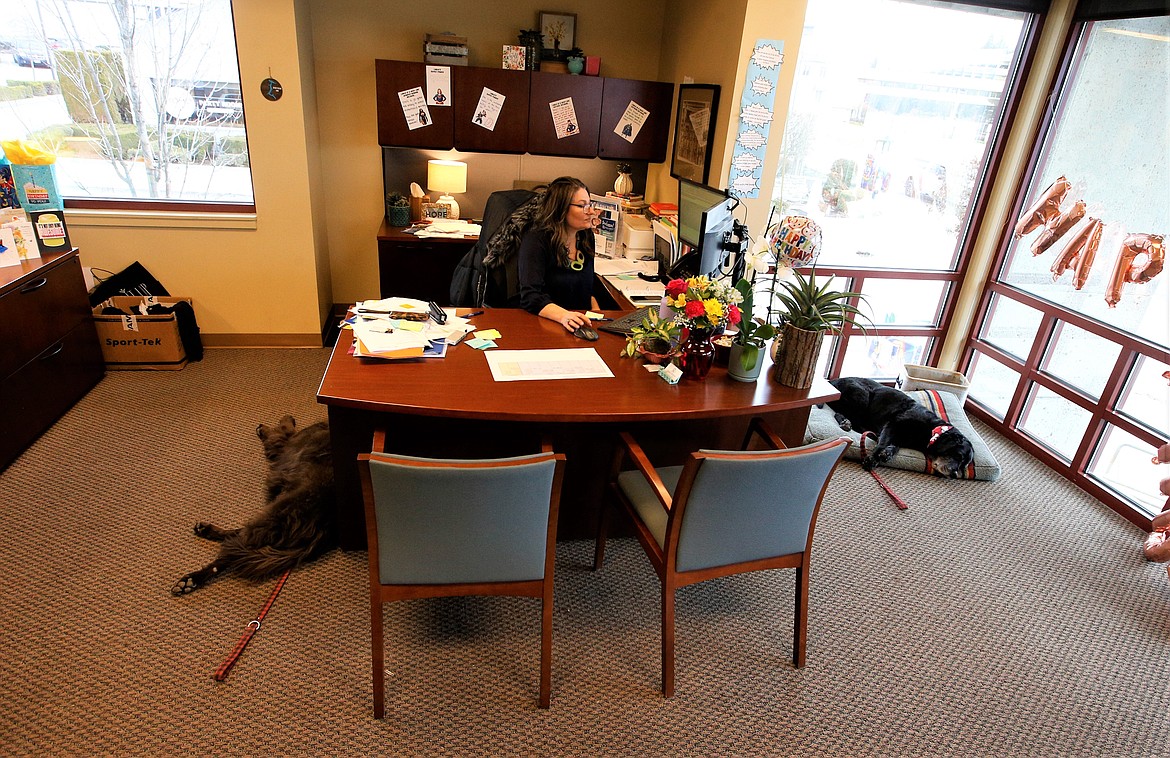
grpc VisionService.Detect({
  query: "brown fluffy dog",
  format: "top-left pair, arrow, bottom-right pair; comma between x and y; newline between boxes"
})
171,416 -> 336,595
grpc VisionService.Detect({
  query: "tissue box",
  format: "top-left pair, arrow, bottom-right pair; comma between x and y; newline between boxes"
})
93,296 -> 191,370
11,164 -> 63,212
895,364 -> 970,403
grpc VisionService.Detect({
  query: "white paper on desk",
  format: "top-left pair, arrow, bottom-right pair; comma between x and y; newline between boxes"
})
356,297 -> 430,315
417,220 -> 482,238
595,257 -> 657,277
485,348 -> 614,382
352,321 -> 429,358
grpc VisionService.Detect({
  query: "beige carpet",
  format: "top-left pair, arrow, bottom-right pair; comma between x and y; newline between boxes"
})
1,348 -> 1167,757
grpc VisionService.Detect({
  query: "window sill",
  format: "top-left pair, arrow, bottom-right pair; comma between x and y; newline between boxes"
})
67,208 -> 258,231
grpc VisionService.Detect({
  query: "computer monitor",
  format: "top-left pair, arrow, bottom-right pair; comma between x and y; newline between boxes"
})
674,179 -> 736,279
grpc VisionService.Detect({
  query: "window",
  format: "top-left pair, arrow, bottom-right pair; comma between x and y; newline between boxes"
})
965,12 -> 1170,521
771,0 -> 1032,380
0,0 -> 253,208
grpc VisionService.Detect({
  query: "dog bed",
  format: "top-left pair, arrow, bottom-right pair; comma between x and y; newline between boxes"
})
804,388 -> 1002,481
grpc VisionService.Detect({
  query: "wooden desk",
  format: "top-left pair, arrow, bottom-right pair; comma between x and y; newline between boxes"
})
317,308 -> 838,549
377,220 -> 477,302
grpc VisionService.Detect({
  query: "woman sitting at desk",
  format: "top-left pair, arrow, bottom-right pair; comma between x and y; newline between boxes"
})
518,176 -> 601,332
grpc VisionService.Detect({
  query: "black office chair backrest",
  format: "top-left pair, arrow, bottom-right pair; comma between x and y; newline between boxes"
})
449,188 -> 539,308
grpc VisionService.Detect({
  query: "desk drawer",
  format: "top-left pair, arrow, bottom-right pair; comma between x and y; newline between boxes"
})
0,256 -> 90,379
0,318 -> 105,469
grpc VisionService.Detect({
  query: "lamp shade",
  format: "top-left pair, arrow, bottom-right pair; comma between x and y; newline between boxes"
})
427,160 -> 467,194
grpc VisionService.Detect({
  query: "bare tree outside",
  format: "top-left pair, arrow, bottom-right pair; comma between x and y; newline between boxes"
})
1,0 -> 250,203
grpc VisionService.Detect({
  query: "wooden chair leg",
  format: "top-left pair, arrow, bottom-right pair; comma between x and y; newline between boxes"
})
793,564 -> 809,668
539,578 -> 553,709
371,597 -> 385,719
661,582 -> 676,697
593,499 -> 612,570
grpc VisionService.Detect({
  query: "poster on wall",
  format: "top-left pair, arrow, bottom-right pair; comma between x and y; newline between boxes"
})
729,39 -> 784,199
549,96 -> 580,139
398,87 -> 432,130
473,88 -> 506,131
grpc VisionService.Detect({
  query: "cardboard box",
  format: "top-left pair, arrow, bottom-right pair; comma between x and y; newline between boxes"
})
93,296 -> 190,370
895,364 -> 970,403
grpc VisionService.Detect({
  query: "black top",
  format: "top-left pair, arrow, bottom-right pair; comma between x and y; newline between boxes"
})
517,229 -> 595,314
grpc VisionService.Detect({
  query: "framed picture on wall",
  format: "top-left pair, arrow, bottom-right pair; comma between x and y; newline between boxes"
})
670,84 -> 720,186
538,12 -> 576,59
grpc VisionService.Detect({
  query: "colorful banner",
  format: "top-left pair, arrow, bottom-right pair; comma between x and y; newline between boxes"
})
729,39 -> 784,199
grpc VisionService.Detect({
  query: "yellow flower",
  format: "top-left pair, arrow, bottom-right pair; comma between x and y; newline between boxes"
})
704,299 -> 724,319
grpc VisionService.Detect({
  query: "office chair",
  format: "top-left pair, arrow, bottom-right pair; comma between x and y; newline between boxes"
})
358,430 -> 565,715
594,418 -> 848,697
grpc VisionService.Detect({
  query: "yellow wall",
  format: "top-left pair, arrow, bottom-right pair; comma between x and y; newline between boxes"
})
61,0 -> 1074,354
69,0 -> 328,346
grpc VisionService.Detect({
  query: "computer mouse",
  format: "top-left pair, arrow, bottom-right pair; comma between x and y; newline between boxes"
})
573,325 -> 599,342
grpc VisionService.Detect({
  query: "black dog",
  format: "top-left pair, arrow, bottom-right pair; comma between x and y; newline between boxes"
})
826,377 -> 975,478
171,416 -> 336,595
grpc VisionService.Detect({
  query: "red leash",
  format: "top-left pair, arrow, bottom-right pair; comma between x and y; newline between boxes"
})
859,432 -> 910,510
212,569 -> 292,681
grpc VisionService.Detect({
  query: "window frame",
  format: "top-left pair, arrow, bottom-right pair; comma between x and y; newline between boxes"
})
960,12 -> 1170,528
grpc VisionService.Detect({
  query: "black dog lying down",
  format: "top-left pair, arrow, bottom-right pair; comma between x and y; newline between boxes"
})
826,377 -> 975,478
171,416 -> 336,595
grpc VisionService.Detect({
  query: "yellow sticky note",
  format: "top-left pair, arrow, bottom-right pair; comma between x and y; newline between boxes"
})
474,329 -> 501,340
585,311 -> 604,320
395,320 -> 424,332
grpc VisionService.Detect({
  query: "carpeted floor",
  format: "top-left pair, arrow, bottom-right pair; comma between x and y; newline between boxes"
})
1,348 -> 1167,757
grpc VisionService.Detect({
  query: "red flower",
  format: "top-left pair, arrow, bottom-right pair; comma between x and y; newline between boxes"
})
728,304 -> 742,325
665,278 -> 688,297
684,300 -> 706,319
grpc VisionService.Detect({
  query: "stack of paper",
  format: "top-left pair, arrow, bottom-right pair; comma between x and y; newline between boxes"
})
348,299 -> 476,360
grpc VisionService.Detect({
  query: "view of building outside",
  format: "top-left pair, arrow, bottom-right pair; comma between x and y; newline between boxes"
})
772,0 -> 1028,378
0,0 -> 252,204
970,15 -> 1170,518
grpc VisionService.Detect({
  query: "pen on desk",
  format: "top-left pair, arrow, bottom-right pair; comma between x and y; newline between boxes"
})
463,310 -> 485,319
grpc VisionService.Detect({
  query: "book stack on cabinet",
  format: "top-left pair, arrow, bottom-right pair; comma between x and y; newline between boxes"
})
425,33 -> 468,66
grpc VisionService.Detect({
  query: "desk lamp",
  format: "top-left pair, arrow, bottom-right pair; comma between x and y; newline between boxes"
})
427,159 -> 467,220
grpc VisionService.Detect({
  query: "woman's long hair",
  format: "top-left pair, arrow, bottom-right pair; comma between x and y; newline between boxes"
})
529,176 -> 593,268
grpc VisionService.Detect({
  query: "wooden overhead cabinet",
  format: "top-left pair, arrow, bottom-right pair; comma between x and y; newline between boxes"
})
453,67 -> 530,153
597,77 -> 674,163
375,59 -> 454,149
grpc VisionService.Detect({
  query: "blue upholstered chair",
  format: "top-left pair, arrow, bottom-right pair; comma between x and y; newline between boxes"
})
358,430 -> 565,716
594,418 -> 848,697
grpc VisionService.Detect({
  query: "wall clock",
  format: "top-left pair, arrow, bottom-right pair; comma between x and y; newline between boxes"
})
260,77 -> 283,102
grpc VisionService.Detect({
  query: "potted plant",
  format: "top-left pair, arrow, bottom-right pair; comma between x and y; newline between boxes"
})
385,191 -> 410,226
769,267 -> 869,388
621,308 -> 681,365
727,278 -> 776,382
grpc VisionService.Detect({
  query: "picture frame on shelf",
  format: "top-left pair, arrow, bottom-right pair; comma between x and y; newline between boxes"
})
538,11 -> 576,60
421,203 -> 449,220
670,83 -> 720,185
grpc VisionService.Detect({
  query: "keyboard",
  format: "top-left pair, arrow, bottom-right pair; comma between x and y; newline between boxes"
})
597,306 -> 659,336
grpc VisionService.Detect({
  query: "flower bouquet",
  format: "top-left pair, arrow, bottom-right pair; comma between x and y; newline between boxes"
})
662,275 -> 742,378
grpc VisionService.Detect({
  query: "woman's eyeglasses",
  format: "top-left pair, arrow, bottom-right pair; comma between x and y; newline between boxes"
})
569,202 -> 594,210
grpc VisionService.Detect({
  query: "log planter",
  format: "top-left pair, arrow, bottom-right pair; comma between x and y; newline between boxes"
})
773,323 -> 824,389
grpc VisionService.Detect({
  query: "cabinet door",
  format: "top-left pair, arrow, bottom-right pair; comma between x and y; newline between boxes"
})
597,78 -> 674,162
375,59 -> 454,148
453,67 -> 530,153
526,71 -> 603,157
378,238 -> 475,304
